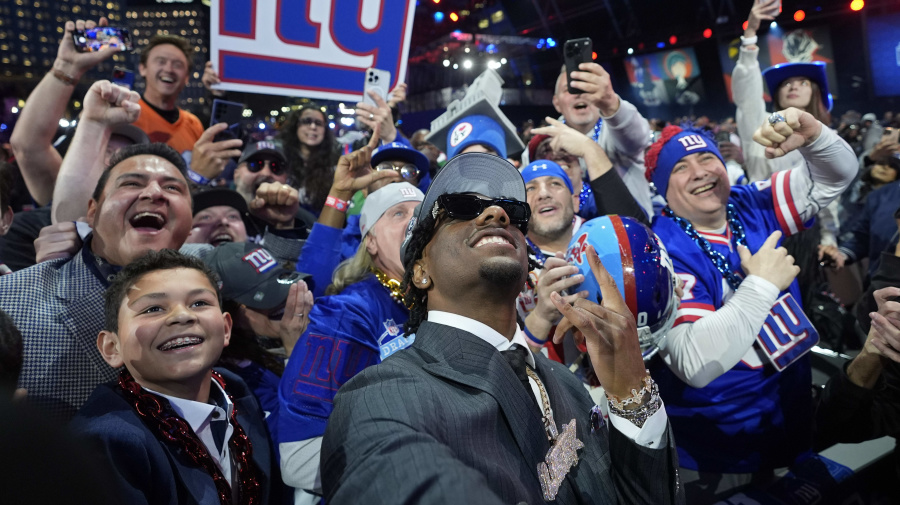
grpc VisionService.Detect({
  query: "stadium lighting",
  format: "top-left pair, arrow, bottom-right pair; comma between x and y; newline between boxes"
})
793,10 -> 806,21
850,0 -> 864,11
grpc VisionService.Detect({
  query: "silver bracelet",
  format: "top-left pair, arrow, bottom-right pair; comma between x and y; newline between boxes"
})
607,378 -> 661,429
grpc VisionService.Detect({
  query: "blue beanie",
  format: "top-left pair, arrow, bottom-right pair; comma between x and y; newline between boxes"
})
520,160 -> 574,194
447,114 -> 507,159
646,127 -> 726,199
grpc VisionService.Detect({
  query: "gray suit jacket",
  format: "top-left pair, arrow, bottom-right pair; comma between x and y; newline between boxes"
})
321,321 -> 683,504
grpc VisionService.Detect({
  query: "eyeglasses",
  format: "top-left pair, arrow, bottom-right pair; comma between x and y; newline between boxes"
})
375,161 -> 420,180
247,159 -> 285,176
299,117 -> 324,128
435,193 -> 531,234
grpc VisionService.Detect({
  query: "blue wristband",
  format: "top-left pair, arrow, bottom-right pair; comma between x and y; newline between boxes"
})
523,323 -> 548,347
187,168 -> 210,185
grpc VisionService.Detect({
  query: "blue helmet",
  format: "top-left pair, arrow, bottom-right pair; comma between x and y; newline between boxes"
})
566,215 -> 678,360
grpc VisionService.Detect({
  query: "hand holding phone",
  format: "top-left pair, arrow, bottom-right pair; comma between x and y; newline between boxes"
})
564,38 -> 593,95
72,27 -> 133,53
883,127 -> 900,145
210,99 -> 247,142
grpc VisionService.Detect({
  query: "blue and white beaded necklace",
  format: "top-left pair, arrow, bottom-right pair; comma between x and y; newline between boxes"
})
662,203 -> 748,291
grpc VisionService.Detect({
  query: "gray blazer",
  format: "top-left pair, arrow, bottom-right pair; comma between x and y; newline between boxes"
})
321,321 -> 684,504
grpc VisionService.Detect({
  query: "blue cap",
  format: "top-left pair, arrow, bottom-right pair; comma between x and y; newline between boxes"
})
446,115 -> 507,159
371,142 -> 430,176
520,160 -> 574,194
648,128 -> 725,199
762,61 -> 833,111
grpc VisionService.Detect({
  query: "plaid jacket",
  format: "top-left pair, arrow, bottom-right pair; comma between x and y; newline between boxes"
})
0,245 -> 116,420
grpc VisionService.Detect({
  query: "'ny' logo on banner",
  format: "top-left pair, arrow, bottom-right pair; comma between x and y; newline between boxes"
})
211,0 -> 415,101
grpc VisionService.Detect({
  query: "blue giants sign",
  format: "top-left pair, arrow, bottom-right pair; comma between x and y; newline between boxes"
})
210,0 -> 416,101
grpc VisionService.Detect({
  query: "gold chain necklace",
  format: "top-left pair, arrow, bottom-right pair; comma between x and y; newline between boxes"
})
371,267 -> 408,308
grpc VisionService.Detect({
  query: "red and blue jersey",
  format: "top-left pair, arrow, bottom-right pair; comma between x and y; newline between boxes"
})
651,171 -> 817,473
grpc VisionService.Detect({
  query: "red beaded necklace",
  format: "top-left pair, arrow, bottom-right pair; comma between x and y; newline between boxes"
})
116,370 -> 262,505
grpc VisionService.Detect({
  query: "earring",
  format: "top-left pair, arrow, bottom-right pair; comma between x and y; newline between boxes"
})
421,279 -> 428,285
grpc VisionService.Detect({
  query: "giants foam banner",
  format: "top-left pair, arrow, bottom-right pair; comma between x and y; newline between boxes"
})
210,0 -> 416,101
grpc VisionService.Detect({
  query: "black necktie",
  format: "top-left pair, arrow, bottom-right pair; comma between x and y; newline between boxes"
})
210,409 -> 229,454
501,345 -> 539,409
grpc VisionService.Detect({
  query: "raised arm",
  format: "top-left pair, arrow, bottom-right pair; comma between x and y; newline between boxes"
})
732,0 -> 782,182
51,80 -> 141,223
753,107 -> 858,222
10,18 -> 117,205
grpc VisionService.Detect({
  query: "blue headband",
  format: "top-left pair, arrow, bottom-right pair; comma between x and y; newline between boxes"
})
520,160 -> 574,194
651,129 -> 725,199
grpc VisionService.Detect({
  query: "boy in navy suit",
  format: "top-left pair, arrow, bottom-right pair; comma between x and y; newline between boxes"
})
71,249 -> 281,505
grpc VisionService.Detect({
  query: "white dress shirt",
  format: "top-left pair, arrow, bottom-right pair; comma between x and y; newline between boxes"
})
427,310 -> 668,448
147,378 -> 235,484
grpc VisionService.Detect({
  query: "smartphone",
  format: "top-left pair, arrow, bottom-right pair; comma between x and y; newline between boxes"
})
715,131 -> 731,147
564,38 -> 593,95
111,67 -> 134,90
362,68 -> 391,108
210,99 -> 246,142
883,127 -> 900,145
72,27 -> 132,53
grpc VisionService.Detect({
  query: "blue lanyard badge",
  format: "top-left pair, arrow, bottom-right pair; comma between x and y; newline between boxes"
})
756,293 -> 819,371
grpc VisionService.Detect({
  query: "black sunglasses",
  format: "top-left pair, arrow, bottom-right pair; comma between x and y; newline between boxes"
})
247,159 -> 285,176
436,194 -> 530,234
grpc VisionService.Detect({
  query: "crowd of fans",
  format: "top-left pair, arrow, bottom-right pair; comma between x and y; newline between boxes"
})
1,2 -> 899,504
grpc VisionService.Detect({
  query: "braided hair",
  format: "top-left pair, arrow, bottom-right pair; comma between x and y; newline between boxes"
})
399,207 -> 543,336
399,213 -> 436,336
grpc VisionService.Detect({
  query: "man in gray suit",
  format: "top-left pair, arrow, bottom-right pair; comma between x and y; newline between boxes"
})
321,153 -> 683,504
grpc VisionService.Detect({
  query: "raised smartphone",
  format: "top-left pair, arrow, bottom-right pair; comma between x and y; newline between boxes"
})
564,38 -> 593,95
72,27 -> 132,52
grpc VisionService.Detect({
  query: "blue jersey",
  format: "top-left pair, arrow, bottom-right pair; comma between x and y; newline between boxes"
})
277,276 -> 412,444
652,171 -> 817,473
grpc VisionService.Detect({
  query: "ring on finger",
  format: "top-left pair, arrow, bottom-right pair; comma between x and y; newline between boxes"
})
369,113 -> 375,120
296,313 -> 304,318
768,112 -> 786,125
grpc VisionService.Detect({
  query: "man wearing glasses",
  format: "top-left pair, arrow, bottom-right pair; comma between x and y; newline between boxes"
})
230,139 -> 316,258
320,153 -> 683,504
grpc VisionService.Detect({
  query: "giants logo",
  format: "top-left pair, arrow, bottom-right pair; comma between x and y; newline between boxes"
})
243,248 -> 277,273
211,0 -> 416,102
291,334 -> 379,402
755,293 -> 819,371
677,134 -> 709,151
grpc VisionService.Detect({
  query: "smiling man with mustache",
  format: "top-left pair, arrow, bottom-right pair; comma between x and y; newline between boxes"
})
0,143 -> 198,420
646,109 -> 856,502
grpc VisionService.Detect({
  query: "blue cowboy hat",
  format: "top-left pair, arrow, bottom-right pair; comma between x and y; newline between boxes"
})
762,61 -> 833,111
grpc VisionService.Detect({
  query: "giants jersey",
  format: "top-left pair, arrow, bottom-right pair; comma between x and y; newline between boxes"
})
277,276 -> 412,445
651,171 -> 817,473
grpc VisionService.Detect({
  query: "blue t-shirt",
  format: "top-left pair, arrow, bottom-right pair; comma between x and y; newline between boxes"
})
277,275 -> 412,443
651,171 -> 817,473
